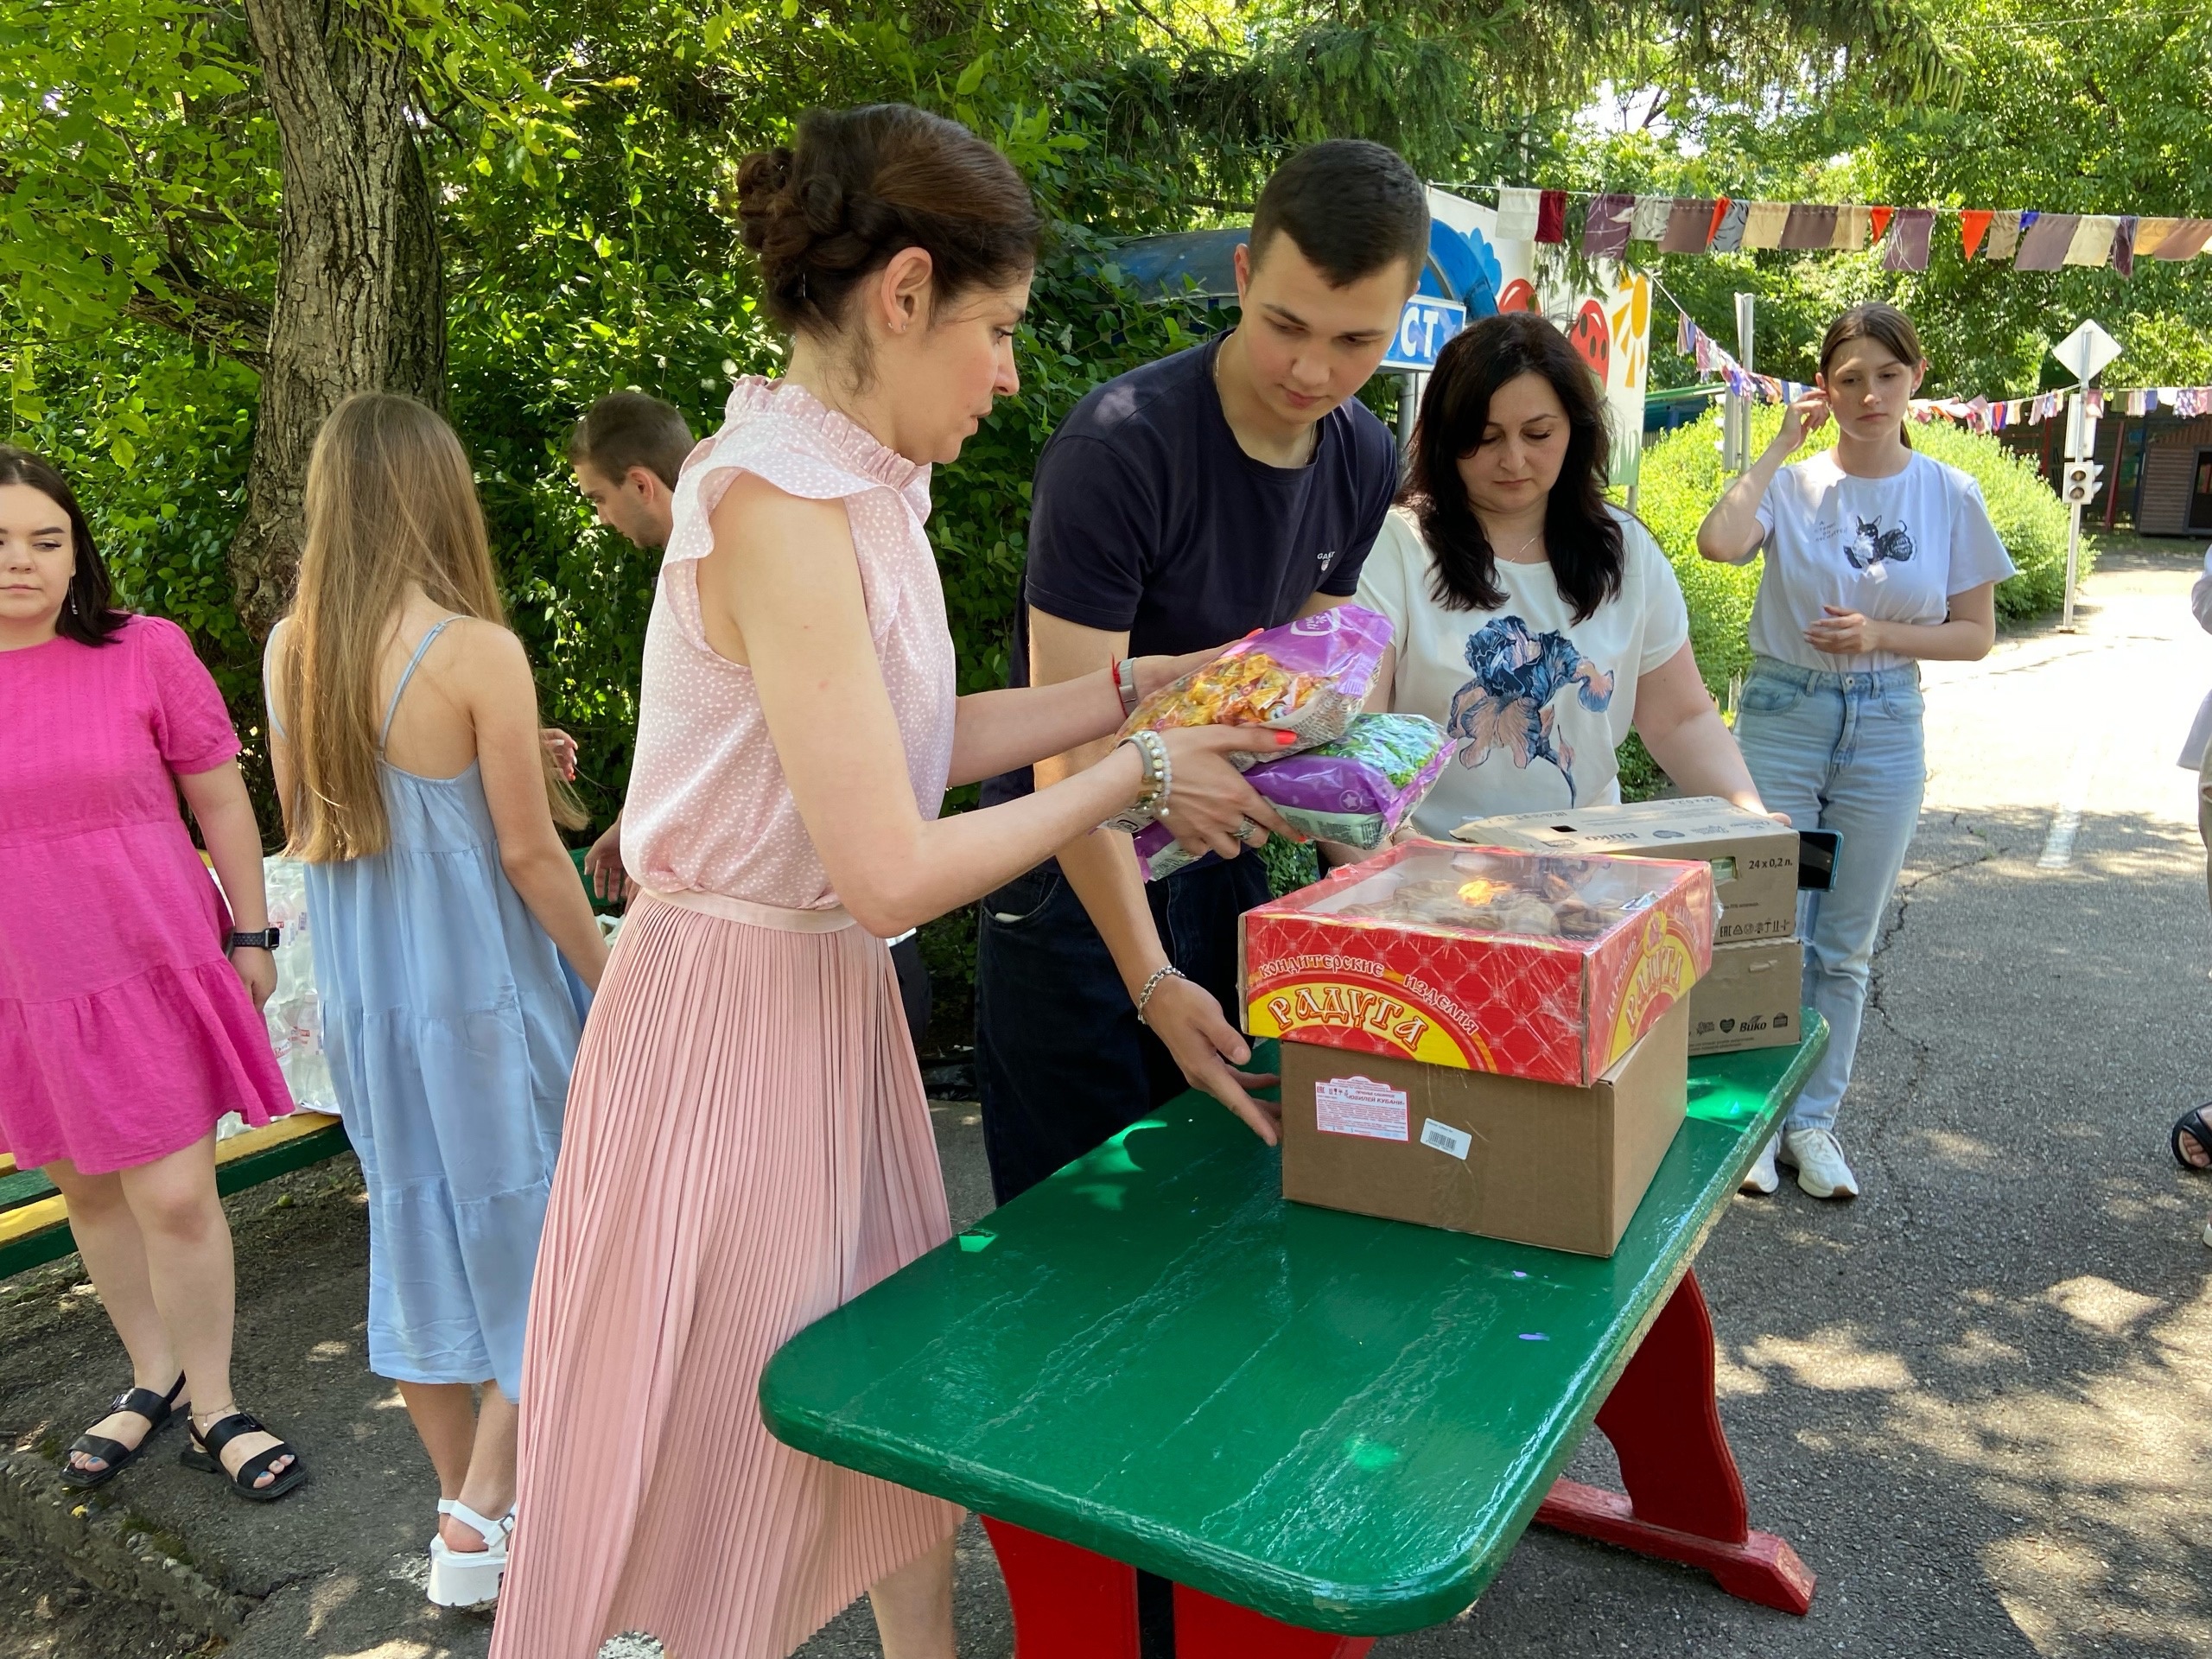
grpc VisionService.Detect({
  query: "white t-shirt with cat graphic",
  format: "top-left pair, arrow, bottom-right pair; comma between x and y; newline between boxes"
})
1747,449 -> 2014,674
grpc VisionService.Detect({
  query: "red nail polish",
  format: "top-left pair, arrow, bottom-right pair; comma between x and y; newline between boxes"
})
1274,731 -> 1297,746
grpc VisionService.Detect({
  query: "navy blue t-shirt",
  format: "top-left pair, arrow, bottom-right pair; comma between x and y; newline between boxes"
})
982,334 -> 1400,804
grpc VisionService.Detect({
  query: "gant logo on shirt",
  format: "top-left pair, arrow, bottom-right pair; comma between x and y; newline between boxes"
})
1318,549 -> 1337,572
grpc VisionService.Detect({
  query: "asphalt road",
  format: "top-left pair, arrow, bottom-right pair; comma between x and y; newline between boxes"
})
5,542 -> 2208,1659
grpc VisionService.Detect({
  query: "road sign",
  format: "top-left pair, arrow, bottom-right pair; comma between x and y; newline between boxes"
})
2050,320 -> 2122,385
2060,460 -> 2103,505
1382,296 -> 1466,372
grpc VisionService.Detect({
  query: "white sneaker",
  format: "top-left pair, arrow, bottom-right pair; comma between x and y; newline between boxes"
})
1781,1128 -> 1859,1199
1740,1135 -> 1780,1195
427,1501 -> 512,1609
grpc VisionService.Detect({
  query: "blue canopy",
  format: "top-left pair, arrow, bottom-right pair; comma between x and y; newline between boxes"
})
1107,219 -> 1500,317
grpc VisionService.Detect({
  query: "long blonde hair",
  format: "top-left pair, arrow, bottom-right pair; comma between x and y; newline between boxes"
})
276,392 -> 586,861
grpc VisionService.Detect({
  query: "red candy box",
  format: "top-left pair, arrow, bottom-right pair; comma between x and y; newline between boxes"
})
1243,841 -> 1716,1088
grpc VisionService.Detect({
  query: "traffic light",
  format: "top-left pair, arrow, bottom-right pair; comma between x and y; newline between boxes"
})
2060,460 -> 2103,505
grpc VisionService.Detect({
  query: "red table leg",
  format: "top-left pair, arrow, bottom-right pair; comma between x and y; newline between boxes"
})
980,1517 -> 1376,1658
1533,1268 -> 1816,1615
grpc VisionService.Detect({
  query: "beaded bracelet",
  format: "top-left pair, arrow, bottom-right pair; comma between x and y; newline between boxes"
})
1120,728 -> 1171,817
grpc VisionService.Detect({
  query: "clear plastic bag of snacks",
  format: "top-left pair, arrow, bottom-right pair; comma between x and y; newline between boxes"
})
1131,714 -> 1450,880
1313,844 -> 1672,940
1103,605 -> 1393,834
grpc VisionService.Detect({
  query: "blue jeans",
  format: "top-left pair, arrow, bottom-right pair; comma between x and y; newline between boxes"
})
975,854 -> 1272,1205
1732,655 -> 1926,1136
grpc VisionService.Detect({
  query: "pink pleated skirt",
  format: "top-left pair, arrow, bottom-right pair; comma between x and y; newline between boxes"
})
491,892 -> 963,1659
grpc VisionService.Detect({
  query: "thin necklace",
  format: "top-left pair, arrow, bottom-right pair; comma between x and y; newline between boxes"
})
1494,525 -> 1544,563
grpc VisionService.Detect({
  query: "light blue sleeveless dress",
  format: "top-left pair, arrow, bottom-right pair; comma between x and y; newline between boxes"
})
283,618 -> 589,1398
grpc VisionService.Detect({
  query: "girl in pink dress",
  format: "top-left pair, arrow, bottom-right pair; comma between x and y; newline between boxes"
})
492,105 -> 1293,1659
0,447 -> 303,1501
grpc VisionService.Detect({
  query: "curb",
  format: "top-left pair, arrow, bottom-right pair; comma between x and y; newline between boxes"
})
0,1447 -> 254,1638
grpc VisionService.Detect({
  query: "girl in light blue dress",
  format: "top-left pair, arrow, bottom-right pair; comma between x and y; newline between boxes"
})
266,392 -> 609,1610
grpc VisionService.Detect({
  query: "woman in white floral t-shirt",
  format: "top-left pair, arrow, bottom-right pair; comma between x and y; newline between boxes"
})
1357,311 -> 1763,841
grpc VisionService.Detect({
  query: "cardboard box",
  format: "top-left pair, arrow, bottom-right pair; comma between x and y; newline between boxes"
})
1280,997 -> 1692,1257
1243,841 -> 1713,1088
1454,797 -> 1799,944
1688,938 -> 1803,1057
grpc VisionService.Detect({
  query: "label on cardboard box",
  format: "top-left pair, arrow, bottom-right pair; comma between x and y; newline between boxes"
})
1420,1118 -> 1472,1160
1314,1076 -> 1408,1141
1688,938 -> 1803,1056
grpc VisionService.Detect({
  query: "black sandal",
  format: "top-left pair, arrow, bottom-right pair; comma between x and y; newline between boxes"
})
180,1409 -> 307,1503
2172,1105 -> 2212,1172
59,1374 -> 187,1491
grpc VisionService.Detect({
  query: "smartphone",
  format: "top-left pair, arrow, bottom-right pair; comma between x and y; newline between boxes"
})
1797,830 -> 1840,892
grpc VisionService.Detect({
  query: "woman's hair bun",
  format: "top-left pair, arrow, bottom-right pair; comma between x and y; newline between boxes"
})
732,104 -> 1042,338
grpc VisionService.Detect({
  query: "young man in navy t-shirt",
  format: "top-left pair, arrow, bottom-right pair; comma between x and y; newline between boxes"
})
976,139 -> 1428,1203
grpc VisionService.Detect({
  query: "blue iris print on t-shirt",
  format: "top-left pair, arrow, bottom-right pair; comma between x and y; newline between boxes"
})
1446,616 -> 1616,796
1845,514 -> 1915,571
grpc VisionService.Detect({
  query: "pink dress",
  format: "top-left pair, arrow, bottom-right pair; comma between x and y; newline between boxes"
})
0,616 -> 291,1174
493,378 -> 963,1659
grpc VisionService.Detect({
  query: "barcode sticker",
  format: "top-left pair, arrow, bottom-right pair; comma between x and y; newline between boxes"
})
1421,1118 -> 1472,1160
1315,1076 -> 1409,1141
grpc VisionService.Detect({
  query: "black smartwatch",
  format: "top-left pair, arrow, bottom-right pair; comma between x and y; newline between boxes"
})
228,927 -> 282,952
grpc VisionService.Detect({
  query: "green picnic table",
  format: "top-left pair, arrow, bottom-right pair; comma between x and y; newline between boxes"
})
762,1018 -> 1828,1657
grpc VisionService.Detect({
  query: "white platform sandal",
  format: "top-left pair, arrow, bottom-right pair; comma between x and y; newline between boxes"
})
427,1500 -> 513,1609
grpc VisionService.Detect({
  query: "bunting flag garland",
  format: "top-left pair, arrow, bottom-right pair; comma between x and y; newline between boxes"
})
1662,197 -> 1718,253
1665,277 -> 2212,437
1629,194 -> 1673,241
1882,207 -> 1936,272
1535,189 -> 1568,243
1476,181 -> 2212,276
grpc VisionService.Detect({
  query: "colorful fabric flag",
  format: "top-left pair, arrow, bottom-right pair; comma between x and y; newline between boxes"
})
2085,389 -> 2105,418
1630,195 -> 1673,241
1706,197 -> 1733,245
1984,211 -> 2024,262
2125,390 -> 2148,416
2013,213 -> 2076,270
1960,210 -> 1993,260
1497,187 -> 1541,241
1882,208 -> 1936,272
1778,203 -> 1839,250
1830,205 -> 1872,251
2178,387 -> 2208,418
1707,198 -> 1751,253
1871,207 -> 1895,242
1676,310 -> 1695,355
1660,197 -> 1717,253
2133,217 -> 2178,259
2152,219 -> 2212,260
1582,193 -> 1635,257
2063,215 -> 2117,266
2113,217 -> 2138,277
1535,189 -> 1568,243
1740,201 -> 1790,250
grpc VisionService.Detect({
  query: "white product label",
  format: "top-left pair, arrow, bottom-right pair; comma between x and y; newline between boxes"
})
1420,1118 -> 1472,1160
1314,1076 -> 1409,1141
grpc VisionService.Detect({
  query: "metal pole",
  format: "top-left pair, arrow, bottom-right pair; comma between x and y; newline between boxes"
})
2060,386 -> 2085,632
1723,292 -> 1755,474
2062,500 -> 2083,633
1399,371 -> 1421,450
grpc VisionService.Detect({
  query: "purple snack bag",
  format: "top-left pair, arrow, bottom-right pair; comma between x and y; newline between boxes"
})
1132,714 -> 1450,881
1103,606 -> 1395,835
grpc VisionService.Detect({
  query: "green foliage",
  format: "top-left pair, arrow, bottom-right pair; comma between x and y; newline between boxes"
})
1635,402 -> 2083,711
1631,414 -> 1764,698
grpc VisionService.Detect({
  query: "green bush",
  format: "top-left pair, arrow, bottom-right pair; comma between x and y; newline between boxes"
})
1633,403 -> 2084,709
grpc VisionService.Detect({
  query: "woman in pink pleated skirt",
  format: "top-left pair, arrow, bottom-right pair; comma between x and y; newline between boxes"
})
490,104 -> 1291,1659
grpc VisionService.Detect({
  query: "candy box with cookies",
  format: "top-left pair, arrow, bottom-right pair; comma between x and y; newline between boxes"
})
1242,841 -> 1716,1089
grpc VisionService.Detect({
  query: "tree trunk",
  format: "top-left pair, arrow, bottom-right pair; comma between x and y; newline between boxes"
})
229,0 -> 445,639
